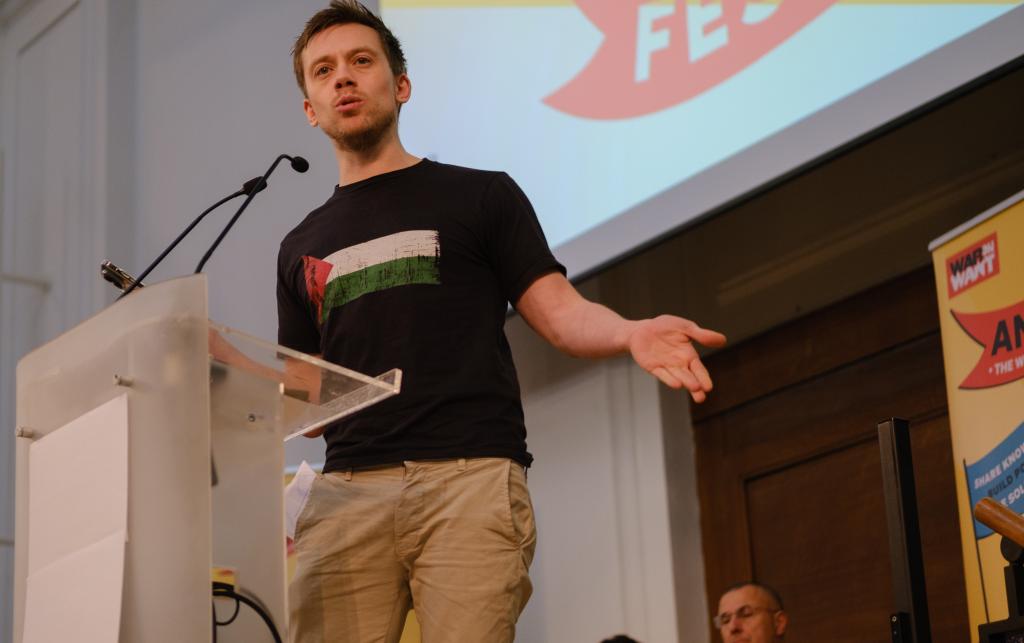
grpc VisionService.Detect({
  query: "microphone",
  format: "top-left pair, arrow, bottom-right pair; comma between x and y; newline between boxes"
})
115,174 -> 271,299
194,154 -> 309,274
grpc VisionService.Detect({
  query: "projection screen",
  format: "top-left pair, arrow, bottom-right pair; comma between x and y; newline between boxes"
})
382,1 -> 1024,279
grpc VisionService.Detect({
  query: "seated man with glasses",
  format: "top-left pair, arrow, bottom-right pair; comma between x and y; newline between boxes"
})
714,581 -> 788,643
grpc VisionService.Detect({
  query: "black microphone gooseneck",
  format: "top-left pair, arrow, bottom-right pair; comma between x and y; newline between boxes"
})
117,176 -> 268,300
194,154 -> 309,274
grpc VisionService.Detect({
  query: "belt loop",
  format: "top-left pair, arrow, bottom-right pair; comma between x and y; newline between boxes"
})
343,468 -> 353,481
457,458 -> 466,472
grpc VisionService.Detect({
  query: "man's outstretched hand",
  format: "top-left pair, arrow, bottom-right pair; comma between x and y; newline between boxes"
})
627,315 -> 727,403
515,273 -> 727,401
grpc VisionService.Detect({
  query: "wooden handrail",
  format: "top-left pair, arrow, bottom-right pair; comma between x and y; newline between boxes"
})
975,497 -> 1024,548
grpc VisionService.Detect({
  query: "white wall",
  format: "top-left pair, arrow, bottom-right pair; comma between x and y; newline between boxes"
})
1,0 -> 137,639
508,279 -> 709,643
513,353 -> 687,643
131,0 -> 338,341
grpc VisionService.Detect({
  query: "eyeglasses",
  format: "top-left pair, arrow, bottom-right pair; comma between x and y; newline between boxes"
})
713,604 -> 779,628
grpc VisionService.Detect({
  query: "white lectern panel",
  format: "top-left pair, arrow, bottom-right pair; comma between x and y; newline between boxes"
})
15,275 -> 211,643
14,274 -> 403,642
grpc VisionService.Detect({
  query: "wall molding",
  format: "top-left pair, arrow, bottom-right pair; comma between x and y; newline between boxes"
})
0,0 -> 36,26
610,356 -> 683,642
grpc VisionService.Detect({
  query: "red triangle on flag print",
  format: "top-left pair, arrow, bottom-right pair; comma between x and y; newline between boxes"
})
302,255 -> 333,323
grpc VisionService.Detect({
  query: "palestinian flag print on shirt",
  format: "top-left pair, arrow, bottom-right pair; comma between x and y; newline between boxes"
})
302,230 -> 441,324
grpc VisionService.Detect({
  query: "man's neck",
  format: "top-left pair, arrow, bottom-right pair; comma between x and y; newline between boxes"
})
334,134 -> 420,187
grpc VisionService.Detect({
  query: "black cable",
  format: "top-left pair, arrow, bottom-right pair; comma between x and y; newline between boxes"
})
212,582 -> 282,643
118,188 -> 244,300
194,154 -> 306,274
214,594 -> 242,626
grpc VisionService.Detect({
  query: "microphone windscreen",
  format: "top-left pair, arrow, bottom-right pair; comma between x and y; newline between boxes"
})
290,156 -> 310,173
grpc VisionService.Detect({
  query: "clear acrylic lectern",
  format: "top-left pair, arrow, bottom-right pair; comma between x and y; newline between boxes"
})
13,275 -> 400,642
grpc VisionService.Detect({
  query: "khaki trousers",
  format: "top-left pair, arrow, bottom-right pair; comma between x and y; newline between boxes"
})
289,457 -> 536,643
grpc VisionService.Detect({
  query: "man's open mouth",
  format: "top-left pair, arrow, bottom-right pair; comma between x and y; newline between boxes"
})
336,95 -> 363,110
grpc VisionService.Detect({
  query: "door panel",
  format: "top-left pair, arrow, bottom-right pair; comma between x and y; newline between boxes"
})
695,268 -> 968,642
747,438 -> 892,641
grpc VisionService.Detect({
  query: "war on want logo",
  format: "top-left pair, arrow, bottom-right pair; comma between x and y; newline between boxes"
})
302,230 -> 441,324
946,232 -> 999,298
953,300 -> 1024,390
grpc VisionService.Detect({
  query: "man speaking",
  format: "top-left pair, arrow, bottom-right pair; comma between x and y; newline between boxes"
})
278,3 -> 727,641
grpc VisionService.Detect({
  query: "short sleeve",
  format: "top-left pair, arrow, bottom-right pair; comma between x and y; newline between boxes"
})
481,173 -> 566,305
276,245 -> 321,354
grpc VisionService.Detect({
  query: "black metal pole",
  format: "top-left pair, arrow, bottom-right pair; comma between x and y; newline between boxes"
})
879,417 -> 932,643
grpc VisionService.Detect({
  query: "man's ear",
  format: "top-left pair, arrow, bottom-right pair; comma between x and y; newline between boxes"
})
395,73 -> 412,106
303,98 -> 319,127
774,610 -> 788,637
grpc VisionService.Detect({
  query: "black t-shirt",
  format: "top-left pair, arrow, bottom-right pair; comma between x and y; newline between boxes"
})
277,159 -> 565,472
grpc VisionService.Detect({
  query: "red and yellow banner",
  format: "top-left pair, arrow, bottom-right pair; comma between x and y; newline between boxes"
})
931,189 -> 1024,640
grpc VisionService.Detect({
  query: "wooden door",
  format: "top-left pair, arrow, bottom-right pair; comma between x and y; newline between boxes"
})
694,268 -> 968,642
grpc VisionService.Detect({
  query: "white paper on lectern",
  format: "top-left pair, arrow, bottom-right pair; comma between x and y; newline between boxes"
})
285,460 -> 318,539
27,394 -> 129,574
23,394 -> 129,643
22,529 -> 126,643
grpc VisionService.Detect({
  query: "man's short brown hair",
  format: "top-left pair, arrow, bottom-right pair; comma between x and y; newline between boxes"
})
291,1 -> 407,98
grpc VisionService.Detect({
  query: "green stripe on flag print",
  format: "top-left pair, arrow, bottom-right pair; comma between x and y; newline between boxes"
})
321,255 -> 440,320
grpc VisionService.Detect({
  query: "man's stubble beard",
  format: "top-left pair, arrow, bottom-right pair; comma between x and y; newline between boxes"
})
325,103 -> 397,154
